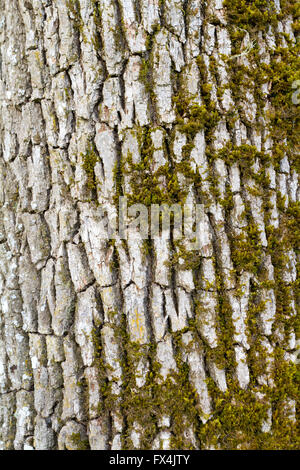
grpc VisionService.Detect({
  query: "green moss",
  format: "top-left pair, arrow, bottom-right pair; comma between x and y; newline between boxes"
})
122,126 -> 187,207
173,91 -> 220,141
81,141 -> 100,193
197,342 -> 299,450
230,221 -> 263,275
224,0 -> 278,31
69,433 -> 90,450
120,334 -> 201,450
223,0 -> 299,170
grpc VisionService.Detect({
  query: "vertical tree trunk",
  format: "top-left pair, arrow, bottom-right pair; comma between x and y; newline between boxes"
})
0,0 -> 299,450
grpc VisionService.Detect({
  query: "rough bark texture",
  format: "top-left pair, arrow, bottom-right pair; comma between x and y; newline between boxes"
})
0,0 -> 299,450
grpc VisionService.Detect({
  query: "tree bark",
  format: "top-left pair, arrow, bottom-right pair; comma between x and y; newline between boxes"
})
0,0 -> 299,450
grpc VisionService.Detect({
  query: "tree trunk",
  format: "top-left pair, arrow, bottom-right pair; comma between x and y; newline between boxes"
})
0,0 -> 299,450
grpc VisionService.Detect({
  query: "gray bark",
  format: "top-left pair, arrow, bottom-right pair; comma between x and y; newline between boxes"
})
0,0 -> 299,450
